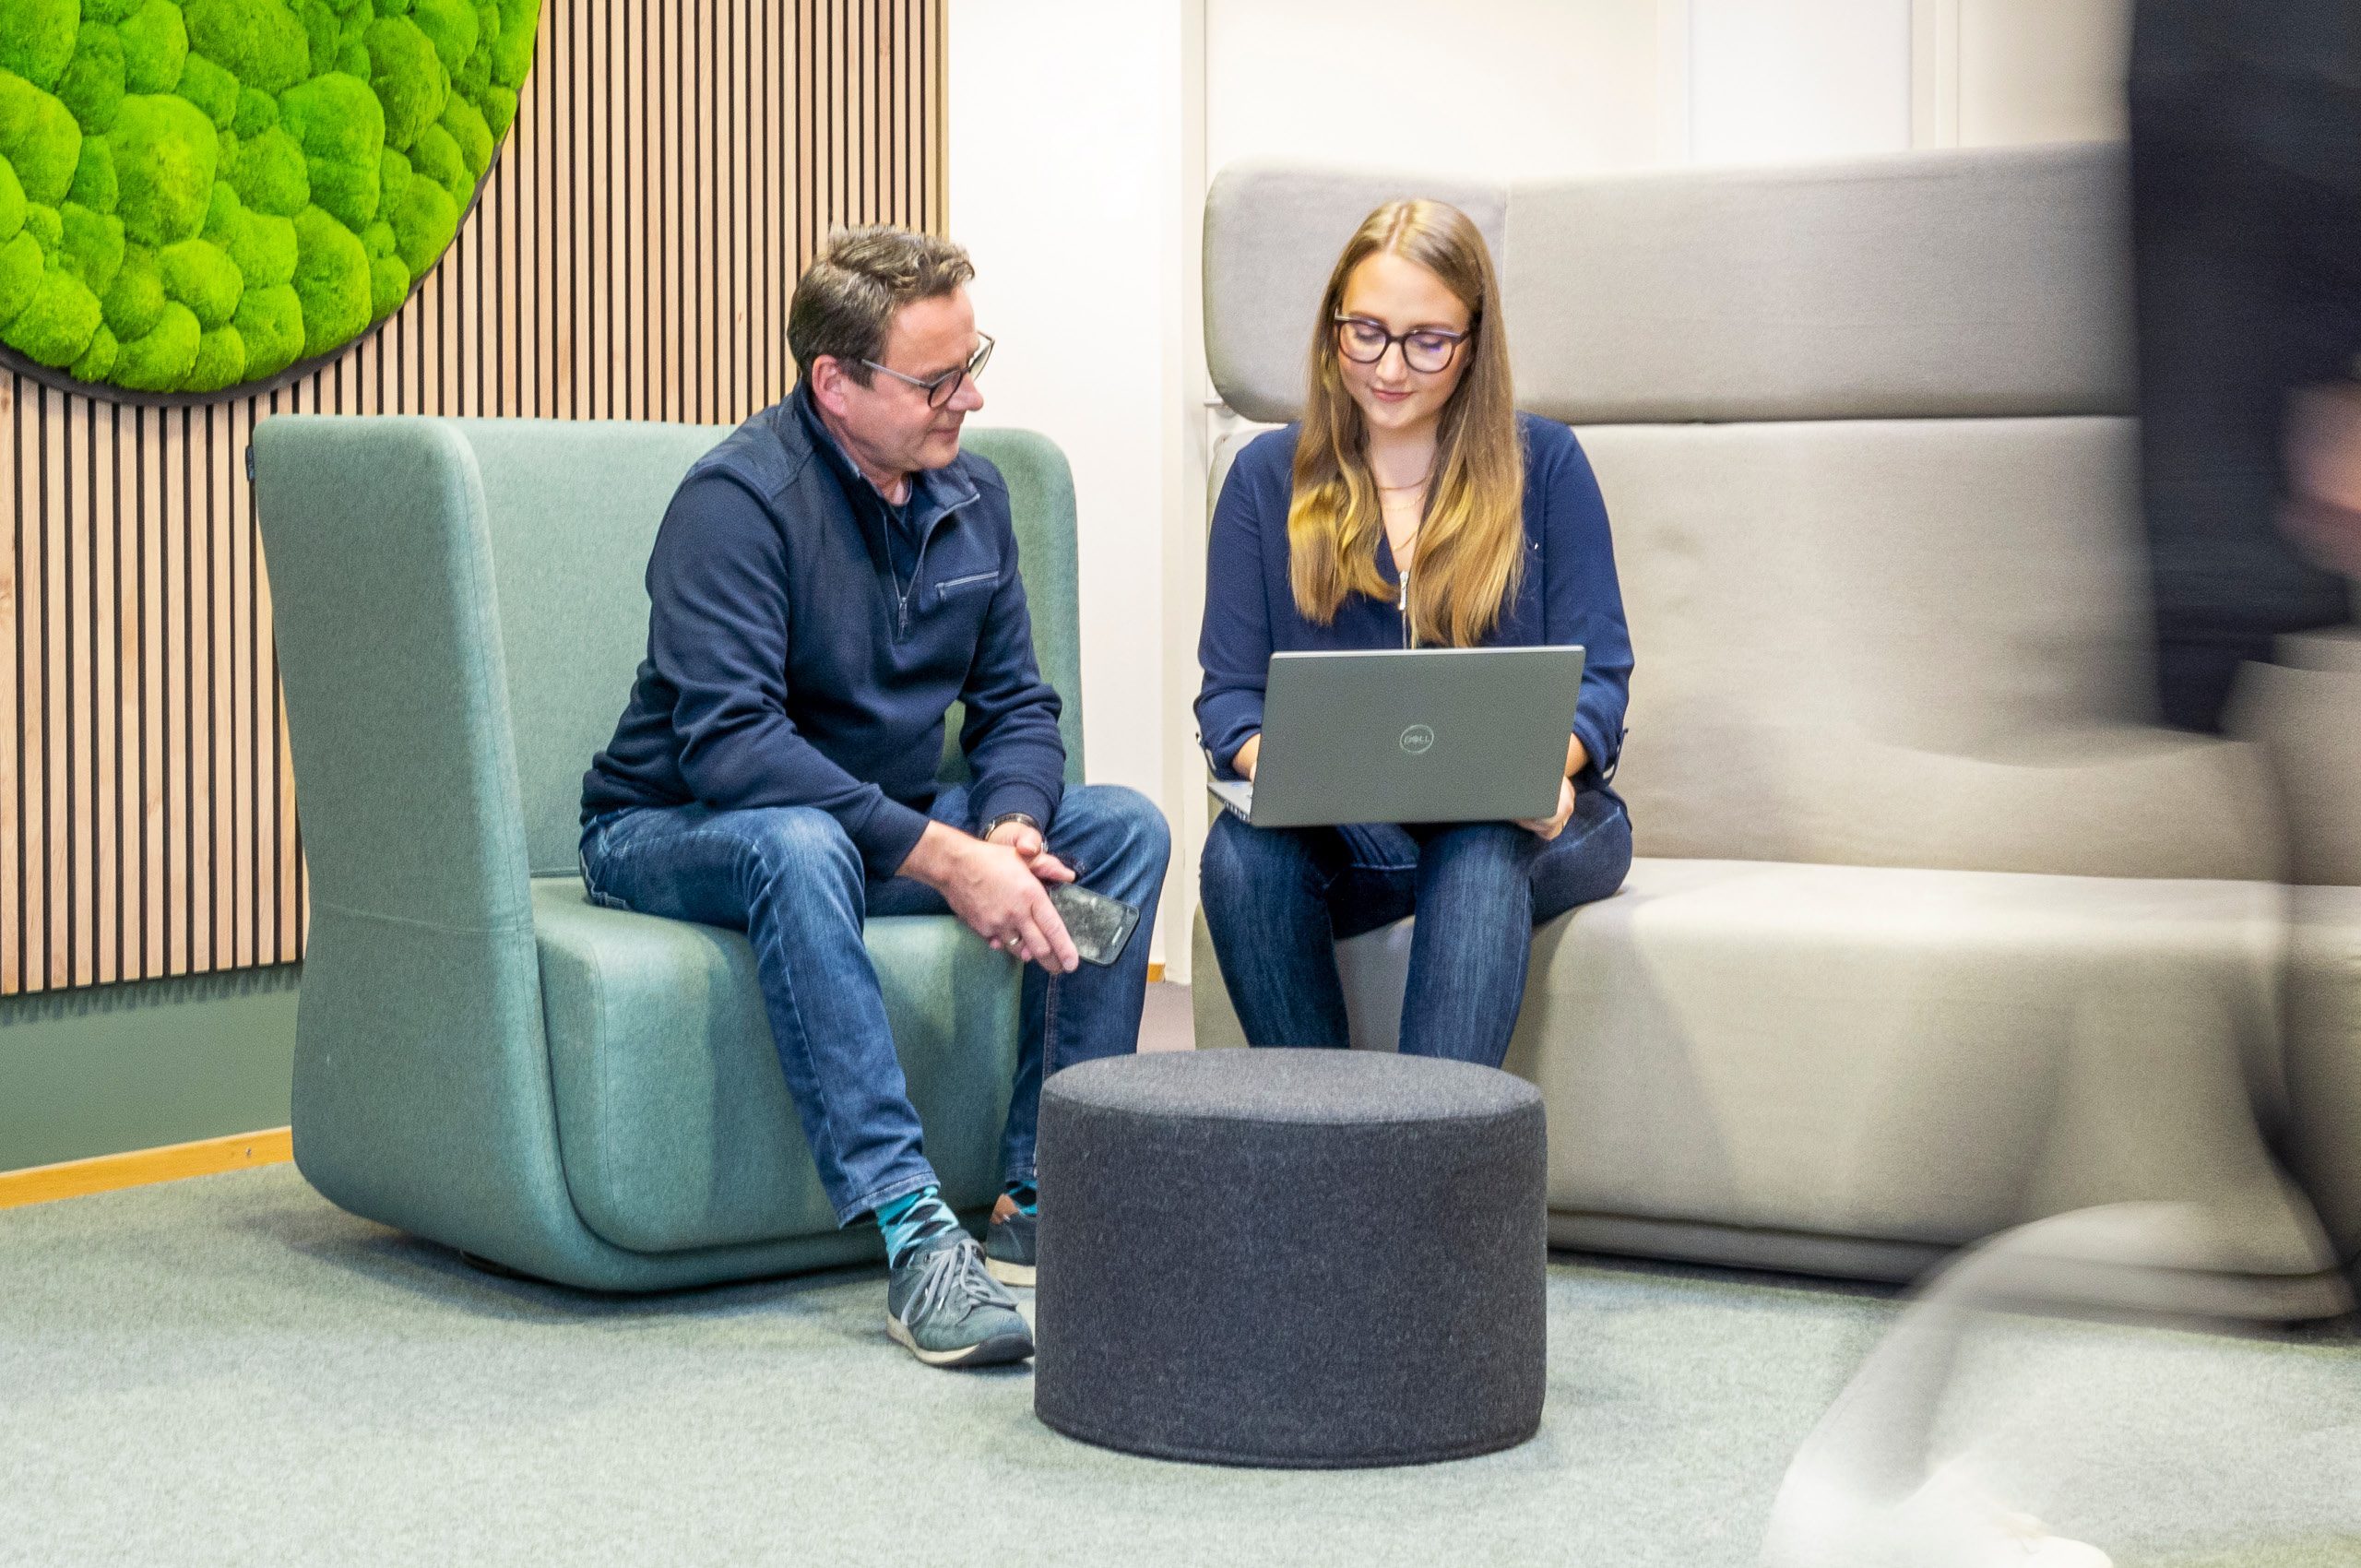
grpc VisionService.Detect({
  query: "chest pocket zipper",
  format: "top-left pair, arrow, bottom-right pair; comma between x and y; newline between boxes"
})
934,570 -> 999,605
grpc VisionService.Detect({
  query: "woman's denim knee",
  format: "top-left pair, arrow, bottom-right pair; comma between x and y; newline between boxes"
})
1530,794 -> 1633,924
1198,810 -> 1251,908
1421,820 -> 1541,875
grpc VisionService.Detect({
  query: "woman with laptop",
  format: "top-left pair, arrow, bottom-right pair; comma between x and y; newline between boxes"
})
1195,198 -> 1633,1066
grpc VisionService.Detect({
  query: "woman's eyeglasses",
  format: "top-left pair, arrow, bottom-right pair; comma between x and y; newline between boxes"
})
860,333 -> 995,408
1334,315 -> 1468,374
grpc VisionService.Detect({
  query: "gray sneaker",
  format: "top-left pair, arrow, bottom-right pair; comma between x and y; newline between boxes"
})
885,1231 -> 1034,1369
985,1206 -> 1036,1288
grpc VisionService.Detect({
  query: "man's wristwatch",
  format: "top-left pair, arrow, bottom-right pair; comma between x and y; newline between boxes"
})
982,812 -> 1040,843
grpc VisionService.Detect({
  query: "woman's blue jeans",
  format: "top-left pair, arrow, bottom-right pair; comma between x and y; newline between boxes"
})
1198,789 -> 1631,1066
579,783 -> 1170,1226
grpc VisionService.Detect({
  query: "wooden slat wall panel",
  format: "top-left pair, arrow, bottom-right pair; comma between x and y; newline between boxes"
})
2,0 -> 947,996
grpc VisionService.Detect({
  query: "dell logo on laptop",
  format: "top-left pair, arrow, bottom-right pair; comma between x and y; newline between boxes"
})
1399,724 -> 1435,755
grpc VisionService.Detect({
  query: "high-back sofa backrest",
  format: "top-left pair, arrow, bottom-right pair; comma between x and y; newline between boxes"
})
1203,146 -> 2284,882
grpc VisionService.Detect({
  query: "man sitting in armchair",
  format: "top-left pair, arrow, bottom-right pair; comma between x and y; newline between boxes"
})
579,226 -> 1169,1369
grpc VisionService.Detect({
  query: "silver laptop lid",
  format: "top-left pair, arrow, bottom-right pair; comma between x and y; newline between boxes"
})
1248,646 -> 1585,828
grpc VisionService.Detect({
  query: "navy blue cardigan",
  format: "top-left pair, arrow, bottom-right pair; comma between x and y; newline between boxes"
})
1195,415 -> 1631,788
582,386 -> 1066,876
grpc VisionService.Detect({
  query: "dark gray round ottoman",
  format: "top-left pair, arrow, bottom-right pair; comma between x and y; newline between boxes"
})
1032,1049 -> 1547,1468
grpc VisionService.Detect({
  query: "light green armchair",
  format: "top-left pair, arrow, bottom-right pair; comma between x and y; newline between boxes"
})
252,417 -> 1085,1290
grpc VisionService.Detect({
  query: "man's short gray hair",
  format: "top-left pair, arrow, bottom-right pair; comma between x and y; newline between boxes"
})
789,227 -> 976,385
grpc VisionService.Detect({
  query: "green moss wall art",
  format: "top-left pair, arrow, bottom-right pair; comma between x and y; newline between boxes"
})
0,0 -> 537,400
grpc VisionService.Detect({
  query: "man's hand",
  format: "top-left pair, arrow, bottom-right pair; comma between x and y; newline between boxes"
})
901,822 -> 1079,972
1516,776 -> 1576,841
985,817 -> 1076,887
1232,733 -> 1261,782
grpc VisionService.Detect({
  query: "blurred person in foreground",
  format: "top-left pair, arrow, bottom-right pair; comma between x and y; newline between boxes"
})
2131,0 -> 2361,731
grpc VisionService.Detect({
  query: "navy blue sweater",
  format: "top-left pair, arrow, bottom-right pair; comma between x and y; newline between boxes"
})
1196,415 -> 1631,788
582,386 -> 1066,876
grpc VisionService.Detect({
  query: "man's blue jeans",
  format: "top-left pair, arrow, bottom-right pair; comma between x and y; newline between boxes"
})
577,783 -> 1169,1225
1198,789 -> 1631,1065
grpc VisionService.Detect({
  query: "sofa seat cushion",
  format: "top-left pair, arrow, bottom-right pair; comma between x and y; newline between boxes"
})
1202,858 -> 2331,1278
2287,885 -> 2361,1266
1511,859 -> 2323,1265
531,877 -> 1023,1255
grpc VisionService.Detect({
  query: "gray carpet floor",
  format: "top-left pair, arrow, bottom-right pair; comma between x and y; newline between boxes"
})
0,1170 -> 2351,1558
5,1150 -> 2360,1563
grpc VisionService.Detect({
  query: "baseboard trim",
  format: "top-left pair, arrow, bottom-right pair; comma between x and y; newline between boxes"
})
0,973 -> 1189,1207
0,1127 -> 293,1209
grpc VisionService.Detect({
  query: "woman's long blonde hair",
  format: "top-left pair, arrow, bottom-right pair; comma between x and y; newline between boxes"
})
1287,199 -> 1524,647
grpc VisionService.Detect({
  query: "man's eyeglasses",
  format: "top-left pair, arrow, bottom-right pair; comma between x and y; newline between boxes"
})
860,333 -> 995,408
1334,315 -> 1468,374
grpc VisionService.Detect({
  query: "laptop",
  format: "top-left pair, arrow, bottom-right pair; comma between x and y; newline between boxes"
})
1207,646 -> 1586,828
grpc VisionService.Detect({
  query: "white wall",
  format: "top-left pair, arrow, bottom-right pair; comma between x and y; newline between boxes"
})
1204,0 -> 1679,179
946,0 -> 1204,965
1689,0 -> 1913,163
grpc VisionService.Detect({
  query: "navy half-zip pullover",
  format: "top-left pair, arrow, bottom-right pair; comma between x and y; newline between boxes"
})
581,384 -> 1067,875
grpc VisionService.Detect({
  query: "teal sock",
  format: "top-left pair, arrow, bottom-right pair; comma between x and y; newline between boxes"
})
1003,1180 -> 1038,1217
874,1185 -> 959,1267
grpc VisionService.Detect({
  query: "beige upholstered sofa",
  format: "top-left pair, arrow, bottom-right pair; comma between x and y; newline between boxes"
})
1189,146 -> 2361,1315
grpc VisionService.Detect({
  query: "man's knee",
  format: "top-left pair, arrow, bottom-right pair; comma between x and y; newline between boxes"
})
1061,784 -> 1171,872
739,806 -> 862,895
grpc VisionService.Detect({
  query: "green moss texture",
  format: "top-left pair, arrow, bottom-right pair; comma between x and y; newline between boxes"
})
0,0 -> 532,390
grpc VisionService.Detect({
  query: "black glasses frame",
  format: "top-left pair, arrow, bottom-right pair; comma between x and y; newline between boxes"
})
861,332 -> 996,408
1333,314 -> 1471,374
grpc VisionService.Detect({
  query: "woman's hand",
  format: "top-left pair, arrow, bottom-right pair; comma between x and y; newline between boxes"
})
1517,776 -> 1575,841
1516,734 -> 1588,838
1233,733 -> 1262,782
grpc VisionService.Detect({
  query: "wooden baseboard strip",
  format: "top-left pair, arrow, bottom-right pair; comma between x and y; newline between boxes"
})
0,1127 -> 294,1210
1148,961 -> 1165,982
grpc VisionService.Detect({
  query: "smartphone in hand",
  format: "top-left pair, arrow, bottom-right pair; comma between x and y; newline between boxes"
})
1044,881 -> 1141,967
